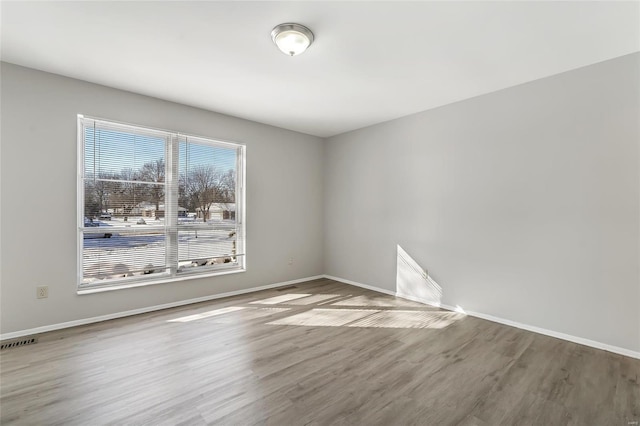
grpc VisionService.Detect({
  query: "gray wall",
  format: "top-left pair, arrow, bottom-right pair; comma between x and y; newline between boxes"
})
324,54 -> 640,352
0,63 -> 324,334
2,55 -> 639,354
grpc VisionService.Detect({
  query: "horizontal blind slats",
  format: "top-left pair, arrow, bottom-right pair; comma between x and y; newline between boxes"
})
79,117 -> 244,289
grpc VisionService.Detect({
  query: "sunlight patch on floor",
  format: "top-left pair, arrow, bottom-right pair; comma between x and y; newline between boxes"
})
249,294 -> 312,305
207,307 -> 291,323
331,295 -> 422,307
285,294 -> 343,305
266,308 -> 464,329
168,307 -> 290,323
454,305 -> 467,314
267,308 -> 379,327
168,306 -> 246,322
267,309 -> 465,329
347,310 -> 465,329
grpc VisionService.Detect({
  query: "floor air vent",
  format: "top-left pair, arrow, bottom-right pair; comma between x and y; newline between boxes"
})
276,285 -> 297,291
1,337 -> 38,350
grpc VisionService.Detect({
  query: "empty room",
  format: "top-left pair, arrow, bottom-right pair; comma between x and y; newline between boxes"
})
1,1 -> 639,425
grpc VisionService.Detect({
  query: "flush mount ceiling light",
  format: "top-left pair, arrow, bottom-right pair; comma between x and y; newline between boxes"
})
271,23 -> 314,56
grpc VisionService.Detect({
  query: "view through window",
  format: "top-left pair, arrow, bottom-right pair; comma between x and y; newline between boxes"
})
78,116 -> 245,291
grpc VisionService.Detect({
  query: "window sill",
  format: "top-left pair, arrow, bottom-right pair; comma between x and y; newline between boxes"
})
77,267 -> 246,295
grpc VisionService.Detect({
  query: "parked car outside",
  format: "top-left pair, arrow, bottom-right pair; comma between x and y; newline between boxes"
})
84,217 -> 113,238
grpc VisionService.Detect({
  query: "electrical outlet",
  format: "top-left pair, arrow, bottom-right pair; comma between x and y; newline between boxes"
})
36,286 -> 48,299
288,258 -> 294,266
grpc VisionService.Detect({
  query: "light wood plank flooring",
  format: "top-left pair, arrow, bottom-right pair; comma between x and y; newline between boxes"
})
1,278 -> 638,425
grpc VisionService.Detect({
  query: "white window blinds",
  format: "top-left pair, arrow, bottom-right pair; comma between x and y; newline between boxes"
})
78,116 -> 245,290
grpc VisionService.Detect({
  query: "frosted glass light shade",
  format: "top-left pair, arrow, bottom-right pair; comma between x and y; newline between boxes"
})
271,23 -> 314,56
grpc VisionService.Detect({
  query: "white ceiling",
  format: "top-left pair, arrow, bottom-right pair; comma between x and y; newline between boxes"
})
2,1 -> 638,138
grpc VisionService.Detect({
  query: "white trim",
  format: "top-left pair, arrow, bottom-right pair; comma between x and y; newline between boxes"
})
452,305 -> 640,360
0,275 -> 324,341
397,291 -> 640,360
323,275 -> 396,296
77,266 -> 245,295
323,275 -> 640,360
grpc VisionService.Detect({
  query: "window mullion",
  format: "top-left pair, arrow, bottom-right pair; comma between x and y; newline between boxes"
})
166,135 -> 180,276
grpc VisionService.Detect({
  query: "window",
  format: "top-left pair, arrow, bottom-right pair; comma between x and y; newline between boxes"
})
78,116 -> 245,291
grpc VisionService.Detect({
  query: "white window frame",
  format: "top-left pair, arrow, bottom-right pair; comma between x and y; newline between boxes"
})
77,115 -> 246,293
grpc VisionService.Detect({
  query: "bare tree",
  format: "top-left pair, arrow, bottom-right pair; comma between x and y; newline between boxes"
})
185,165 -> 223,222
83,180 -> 100,218
178,173 -> 194,213
86,172 -> 119,217
219,169 -> 236,203
216,169 -> 236,219
139,159 -> 165,219
112,168 -> 139,217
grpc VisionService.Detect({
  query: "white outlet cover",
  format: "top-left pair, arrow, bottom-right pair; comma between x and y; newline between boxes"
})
37,286 -> 48,299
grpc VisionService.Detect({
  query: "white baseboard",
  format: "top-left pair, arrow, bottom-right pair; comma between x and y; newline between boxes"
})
0,275 -> 324,341
459,308 -> 640,360
324,275 -> 640,360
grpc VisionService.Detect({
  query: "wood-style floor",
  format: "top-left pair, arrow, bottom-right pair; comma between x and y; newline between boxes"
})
1,278 -> 638,425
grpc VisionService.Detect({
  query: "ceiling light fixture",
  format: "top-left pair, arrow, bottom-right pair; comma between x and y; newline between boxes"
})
271,23 -> 314,56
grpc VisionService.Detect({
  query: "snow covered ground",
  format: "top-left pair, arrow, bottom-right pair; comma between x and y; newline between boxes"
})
82,217 -> 238,284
